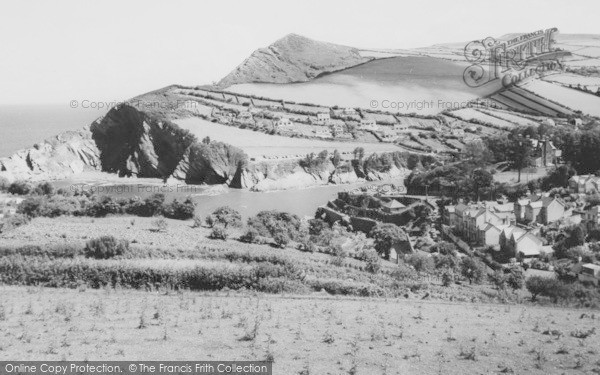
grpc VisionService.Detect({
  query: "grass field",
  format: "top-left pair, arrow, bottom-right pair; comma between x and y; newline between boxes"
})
173,118 -> 400,159
1,286 -> 598,374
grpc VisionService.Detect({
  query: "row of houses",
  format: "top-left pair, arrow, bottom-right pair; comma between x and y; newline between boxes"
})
444,198 -> 554,259
569,174 -> 600,194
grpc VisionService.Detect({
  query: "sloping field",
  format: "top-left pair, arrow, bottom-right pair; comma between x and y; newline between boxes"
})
478,108 -> 540,127
174,117 -> 400,158
229,56 -> 501,115
525,80 -> 600,117
543,73 -> 600,91
497,90 -> 561,116
449,108 -> 515,129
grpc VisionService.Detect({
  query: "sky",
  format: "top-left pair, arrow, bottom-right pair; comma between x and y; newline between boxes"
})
0,0 -> 598,105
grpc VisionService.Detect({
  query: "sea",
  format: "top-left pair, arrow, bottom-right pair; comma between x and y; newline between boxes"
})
0,104 -> 105,157
0,104 -> 394,218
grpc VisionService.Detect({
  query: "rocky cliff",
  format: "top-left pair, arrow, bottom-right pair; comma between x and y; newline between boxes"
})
218,34 -> 372,87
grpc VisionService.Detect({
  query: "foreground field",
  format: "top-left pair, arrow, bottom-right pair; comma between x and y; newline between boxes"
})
0,286 -> 598,374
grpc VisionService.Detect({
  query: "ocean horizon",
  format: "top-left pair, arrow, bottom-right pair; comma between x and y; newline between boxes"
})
0,104 -> 106,157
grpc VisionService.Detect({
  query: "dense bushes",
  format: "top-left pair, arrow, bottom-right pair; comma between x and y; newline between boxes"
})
16,191 -> 196,221
247,210 -> 303,242
84,236 -> 129,259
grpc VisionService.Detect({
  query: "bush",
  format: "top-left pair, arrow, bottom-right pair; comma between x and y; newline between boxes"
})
152,217 -> 168,232
8,181 -> 33,195
369,223 -> 408,259
460,257 -> 485,284
406,253 -> 435,273
207,206 -> 242,228
273,232 -> 290,248
240,227 -> 261,244
248,210 -> 302,241
84,236 -> 129,259
163,198 -> 196,220
361,249 -> 381,274
0,214 -> 30,233
507,269 -> 525,290
209,226 -> 228,240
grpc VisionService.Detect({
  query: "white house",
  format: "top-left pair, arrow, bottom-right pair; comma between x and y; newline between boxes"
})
579,264 -> 600,285
275,117 -> 293,130
316,112 -> 331,125
314,127 -> 332,138
359,118 -> 379,131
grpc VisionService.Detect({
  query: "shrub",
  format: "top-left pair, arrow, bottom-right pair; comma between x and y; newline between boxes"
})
391,263 -> 418,281
152,217 -> 168,232
273,232 -> 290,248
34,182 -> 55,196
207,206 -> 242,228
192,216 -> 203,228
209,226 -> 228,240
8,180 -> 34,195
406,253 -> 435,273
240,227 -> 261,244
361,249 -> 381,274
369,223 -> 408,259
163,198 -> 195,220
507,269 -> 525,290
84,236 -> 129,259
460,257 -> 485,284
0,214 -> 30,233
248,210 -> 302,241
441,270 -> 454,286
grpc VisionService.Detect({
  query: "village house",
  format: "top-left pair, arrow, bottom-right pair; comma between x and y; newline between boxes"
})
448,200 -> 516,246
499,225 -> 544,259
0,195 -> 24,219
359,118 -> 379,131
388,238 -> 416,263
314,127 -> 333,138
316,112 -> 331,125
275,117 -> 293,131
583,205 -> 600,230
579,263 -> 600,285
569,118 -> 583,127
380,199 -> 406,213
569,174 -> 600,194
379,129 -> 398,143
450,128 -> 465,137
393,122 -> 409,132
530,138 -> 561,167
328,119 -> 346,134
515,194 -> 567,225
342,108 -> 357,116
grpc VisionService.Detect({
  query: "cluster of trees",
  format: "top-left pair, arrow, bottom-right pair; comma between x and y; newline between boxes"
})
15,189 -> 196,221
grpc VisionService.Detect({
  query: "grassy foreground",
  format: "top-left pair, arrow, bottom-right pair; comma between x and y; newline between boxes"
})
0,286 -> 599,374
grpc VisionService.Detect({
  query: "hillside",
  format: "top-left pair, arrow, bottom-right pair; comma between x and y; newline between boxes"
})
218,33 -> 372,87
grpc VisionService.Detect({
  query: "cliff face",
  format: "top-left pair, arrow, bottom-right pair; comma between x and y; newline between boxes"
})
218,34 -> 372,87
0,128 -> 101,181
90,104 -> 197,179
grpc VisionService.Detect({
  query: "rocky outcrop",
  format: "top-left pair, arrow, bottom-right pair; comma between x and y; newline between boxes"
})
0,127 -> 101,182
91,104 -> 196,179
218,33 -> 372,87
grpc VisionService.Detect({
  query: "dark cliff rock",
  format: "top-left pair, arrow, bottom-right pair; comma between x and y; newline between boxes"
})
91,104 -> 196,179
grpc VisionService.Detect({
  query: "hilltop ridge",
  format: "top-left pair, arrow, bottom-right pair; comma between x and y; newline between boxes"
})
218,33 -> 372,87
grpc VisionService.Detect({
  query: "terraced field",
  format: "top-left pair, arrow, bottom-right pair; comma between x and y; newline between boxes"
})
525,80 -> 600,117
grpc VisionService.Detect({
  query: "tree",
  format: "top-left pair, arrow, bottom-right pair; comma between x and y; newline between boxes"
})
471,169 -> 494,201
353,147 -> 365,161
431,241 -> 457,256
207,206 -> 242,228
506,135 -> 534,183
369,223 -> 408,260
464,140 -> 492,168
507,269 -> 525,291
489,270 -> 507,290
460,257 -> 485,284
525,276 -> 548,301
